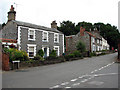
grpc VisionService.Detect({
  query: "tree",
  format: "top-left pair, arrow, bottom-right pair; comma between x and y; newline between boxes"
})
76,41 -> 86,53
58,20 -> 76,36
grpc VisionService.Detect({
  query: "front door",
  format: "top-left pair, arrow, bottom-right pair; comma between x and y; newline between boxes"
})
44,47 -> 47,58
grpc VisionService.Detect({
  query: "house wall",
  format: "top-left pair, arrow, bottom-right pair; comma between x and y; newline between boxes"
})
19,26 -> 64,56
2,21 -> 18,40
66,32 -> 90,53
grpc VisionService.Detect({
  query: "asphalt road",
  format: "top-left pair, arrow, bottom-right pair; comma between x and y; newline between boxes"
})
2,53 -> 119,89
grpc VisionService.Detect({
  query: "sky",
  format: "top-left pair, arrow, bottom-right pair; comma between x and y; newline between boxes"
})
0,0 -> 119,28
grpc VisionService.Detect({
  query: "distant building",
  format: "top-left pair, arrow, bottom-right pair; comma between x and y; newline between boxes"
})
1,5 -> 65,58
66,27 -> 109,53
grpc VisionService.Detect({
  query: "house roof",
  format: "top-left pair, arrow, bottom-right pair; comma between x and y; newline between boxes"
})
0,38 -> 17,43
11,20 -> 63,34
85,31 -> 96,37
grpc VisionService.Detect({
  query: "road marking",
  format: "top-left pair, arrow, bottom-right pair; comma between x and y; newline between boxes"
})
71,78 -> 78,82
91,62 -> 115,74
72,83 -> 80,86
81,79 -> 88,83
61,82 -> 69,85
93,73 -> 118,77
49,85 -> 60,89
65,87 -> 71,88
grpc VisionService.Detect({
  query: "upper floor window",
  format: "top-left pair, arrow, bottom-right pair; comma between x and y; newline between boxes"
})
42,31 -> 48,42
92,37 -> 95,43
28,29 -> 35,41
54,33 -> 59,43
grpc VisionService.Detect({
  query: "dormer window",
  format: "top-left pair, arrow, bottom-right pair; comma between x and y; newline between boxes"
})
42,31 -> 48,42
28,29 -> 35,41
54,33 -> 59,43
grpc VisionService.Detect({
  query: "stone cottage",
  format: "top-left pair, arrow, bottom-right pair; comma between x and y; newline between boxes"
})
66,27 -> 104,53
1,5 -> 64,58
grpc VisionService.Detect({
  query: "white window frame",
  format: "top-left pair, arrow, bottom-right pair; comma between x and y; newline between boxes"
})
42,31 -> 48,42
27,44 -> 36,58
54,46 -> 60,56
54,33 -> 59,43
92,37 -> 95,43
28,29 -> 36,41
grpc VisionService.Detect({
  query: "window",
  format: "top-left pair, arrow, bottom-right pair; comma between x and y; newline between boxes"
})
27,44 -> 36,58
54,33 -> 59,43
92,37 -> 95,43
97,39 -> 99,44
42,31 -> 48,42
28,29 -> 35,40
54,46 -> 59,56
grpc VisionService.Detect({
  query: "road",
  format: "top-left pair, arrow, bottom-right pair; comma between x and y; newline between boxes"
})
2,53 -> 119,89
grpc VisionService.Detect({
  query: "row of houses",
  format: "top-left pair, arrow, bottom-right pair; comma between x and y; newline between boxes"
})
66,27 -> 109,53
0,5 -> 109,58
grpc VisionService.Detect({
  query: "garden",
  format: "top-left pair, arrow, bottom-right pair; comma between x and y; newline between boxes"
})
3,41 -> 111,70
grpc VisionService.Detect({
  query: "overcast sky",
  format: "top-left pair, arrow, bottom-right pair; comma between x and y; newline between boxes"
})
0,0 -> 119,28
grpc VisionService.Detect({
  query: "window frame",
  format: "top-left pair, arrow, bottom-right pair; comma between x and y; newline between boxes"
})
28,29 -> 36,41
54,46 -> 60,56
27,44 -> 36,58
54,33 -> 59,43
42,31 -> 48,42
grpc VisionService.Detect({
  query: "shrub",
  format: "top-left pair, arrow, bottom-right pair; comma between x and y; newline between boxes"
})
49,50 -> 57,59
73,50 -> 82,57
37,49 -> 44,57
76,41 -> 86,53
33,55 -> 44,61
3,48 -> 29,62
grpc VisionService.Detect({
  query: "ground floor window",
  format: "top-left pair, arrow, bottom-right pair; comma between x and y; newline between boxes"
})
27,44 -> 36,58
54,46 -> 59,56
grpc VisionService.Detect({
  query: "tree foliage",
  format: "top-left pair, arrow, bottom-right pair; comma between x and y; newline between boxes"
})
76,41 -> 86,53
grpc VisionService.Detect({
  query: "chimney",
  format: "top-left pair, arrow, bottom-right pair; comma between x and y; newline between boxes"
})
51,21 -> 57,29
80,27 -> 85,36
8,5 -> 16,22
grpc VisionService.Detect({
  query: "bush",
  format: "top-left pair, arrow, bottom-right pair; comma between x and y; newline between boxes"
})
73,50 -> 82,57
3,48 -> 29,62
89,52 -> 96,57
49,50 -> 57,59
76,41 -> 86,53
37,49 -> 44,57
33,55 -> 44,61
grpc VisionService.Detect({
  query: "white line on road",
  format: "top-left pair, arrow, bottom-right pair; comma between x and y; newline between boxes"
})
72,83 -> 80,86
61,82 -> 69,85
91,62 -> 115,74
65,87 -> 71,88
71,78 -> 78,82
49,85 -> 60,89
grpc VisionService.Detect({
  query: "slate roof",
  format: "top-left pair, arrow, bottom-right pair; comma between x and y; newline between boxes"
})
11,20 -> 63,34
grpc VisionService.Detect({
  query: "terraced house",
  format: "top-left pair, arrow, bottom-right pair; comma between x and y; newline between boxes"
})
1,5 -> 64,58
66,27 -> 109,53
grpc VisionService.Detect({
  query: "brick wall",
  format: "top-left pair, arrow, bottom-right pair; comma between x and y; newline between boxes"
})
2,53 -> 9,71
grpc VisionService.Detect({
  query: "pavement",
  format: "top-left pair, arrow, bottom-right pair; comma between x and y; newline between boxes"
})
2,52 -> 119,89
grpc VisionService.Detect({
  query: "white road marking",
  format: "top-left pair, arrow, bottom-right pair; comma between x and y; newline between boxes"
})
65,87 -> 71,88
71,78 -> 78,82
61,82 -> 69,85
72,83 -> 80,86
50,85 -> 60,89
81,79 -> 88,83
91,62 -> 115,74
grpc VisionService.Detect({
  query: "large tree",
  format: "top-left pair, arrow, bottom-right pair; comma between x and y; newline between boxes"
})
58,20 -> 76,36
